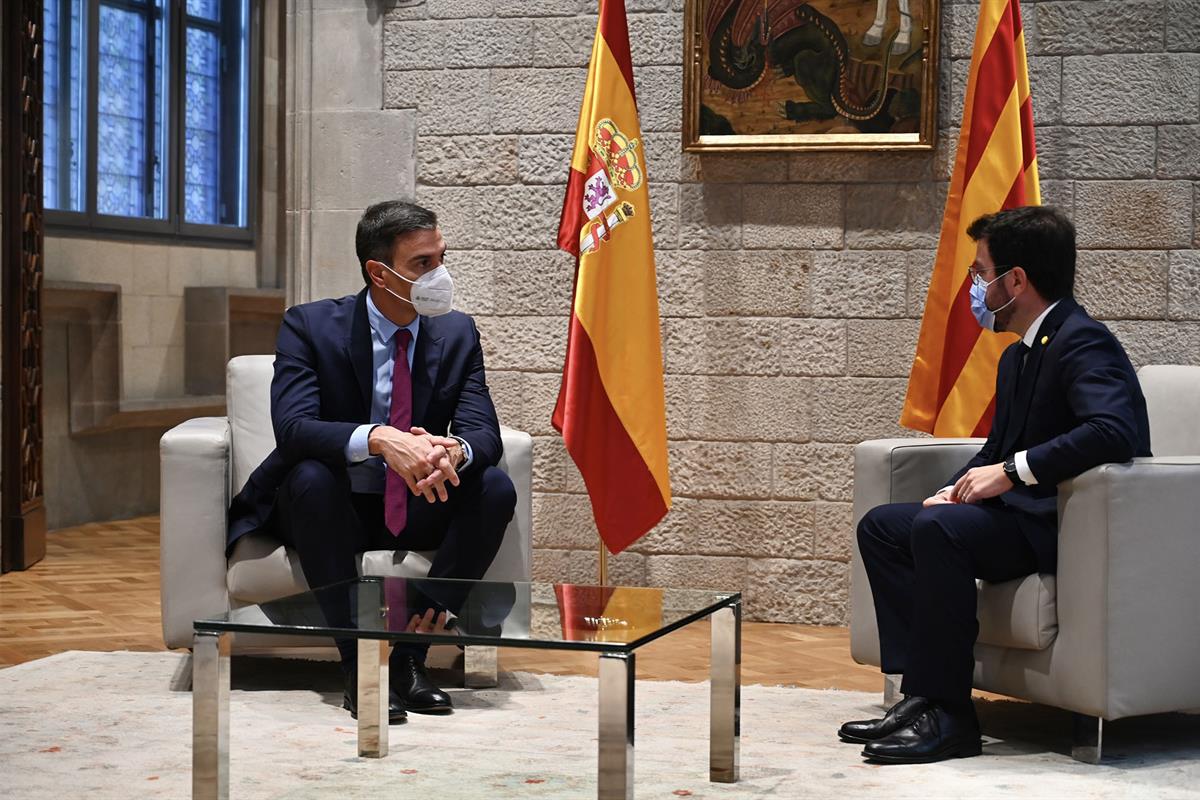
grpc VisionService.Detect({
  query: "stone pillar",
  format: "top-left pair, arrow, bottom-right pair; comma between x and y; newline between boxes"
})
284,0 -> 417,306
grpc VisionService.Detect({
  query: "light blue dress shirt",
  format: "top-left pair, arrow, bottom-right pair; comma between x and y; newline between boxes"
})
344,292 -> 472,494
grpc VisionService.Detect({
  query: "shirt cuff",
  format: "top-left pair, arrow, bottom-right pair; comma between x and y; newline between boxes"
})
455,436 -> 474,471
345,423 -> 377,464
1014,450 -> 1038,485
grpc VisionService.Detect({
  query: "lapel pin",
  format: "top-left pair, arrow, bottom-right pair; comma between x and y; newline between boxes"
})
1040,335 -> 1049,345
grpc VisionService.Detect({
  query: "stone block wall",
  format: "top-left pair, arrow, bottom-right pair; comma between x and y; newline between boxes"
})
385,0 -> 1197,623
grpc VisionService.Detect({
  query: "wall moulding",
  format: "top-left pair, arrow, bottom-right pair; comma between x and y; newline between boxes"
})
44,281 -> 225,437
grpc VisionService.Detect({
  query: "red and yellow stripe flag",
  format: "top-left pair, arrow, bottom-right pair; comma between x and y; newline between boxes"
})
553,0 -> 671,555
901,0 -> 1040,436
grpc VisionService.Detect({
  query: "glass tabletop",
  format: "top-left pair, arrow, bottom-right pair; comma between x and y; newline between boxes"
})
195,577 -> 740,653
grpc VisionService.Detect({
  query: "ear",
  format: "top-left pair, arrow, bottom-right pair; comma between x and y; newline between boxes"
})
1009,265 -> 1030,293
365,259 -> 388,288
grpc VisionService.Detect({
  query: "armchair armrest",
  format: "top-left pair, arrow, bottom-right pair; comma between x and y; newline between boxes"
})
853,437 -> 984,518
850,437 -> 983,665
160,417 -> 233,649
1054,456 -> 1200,718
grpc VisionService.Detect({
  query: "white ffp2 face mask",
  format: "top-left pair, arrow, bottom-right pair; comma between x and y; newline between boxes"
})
380,263 -> 454,317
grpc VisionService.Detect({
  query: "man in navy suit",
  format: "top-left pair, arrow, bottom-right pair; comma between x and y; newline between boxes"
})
842,206 -> 1151,763
228,200 -> 516,722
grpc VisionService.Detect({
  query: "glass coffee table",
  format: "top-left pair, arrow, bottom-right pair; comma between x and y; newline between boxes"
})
192,576 -> 741,800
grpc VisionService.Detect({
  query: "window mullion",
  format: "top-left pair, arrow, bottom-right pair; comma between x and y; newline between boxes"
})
85,0 -> 100,223
218,0 -> 237,226
172,0 -> 185,232
143,2 -> 156,217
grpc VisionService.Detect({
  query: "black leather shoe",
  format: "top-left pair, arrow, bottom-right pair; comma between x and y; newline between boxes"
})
861,704 -> 982,764
342,670 -> 407,723
839,695 -> 930,743
391,653 -> 453,714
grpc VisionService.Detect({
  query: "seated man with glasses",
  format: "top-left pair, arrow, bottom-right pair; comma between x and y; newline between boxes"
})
842,205 -> 1152,764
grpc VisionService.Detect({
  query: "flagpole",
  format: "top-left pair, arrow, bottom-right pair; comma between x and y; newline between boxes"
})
555,0 -> 671,584
598,537 -> 609,586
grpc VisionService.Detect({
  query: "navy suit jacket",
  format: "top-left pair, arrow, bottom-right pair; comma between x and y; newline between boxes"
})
226,289 -> 502,554
946,298 -> 1152,571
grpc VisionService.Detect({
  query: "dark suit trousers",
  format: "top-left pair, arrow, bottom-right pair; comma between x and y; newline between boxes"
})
857,501 -> 1049,705
273,458 -> 517,666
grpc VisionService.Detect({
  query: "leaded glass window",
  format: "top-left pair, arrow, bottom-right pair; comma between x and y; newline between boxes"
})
43,0 -> 87,212
43,0 -> 253,240
185,25 -> 220,223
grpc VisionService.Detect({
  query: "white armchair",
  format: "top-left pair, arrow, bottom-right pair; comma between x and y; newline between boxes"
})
159,354 -> 533,658
850,365 -> 1200,762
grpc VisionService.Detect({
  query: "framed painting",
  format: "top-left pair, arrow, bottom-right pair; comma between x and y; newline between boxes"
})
683,0 -> 941,151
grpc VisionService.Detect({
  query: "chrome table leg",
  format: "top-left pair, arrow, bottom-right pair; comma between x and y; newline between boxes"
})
710,602 -> 741,783
1072,713 -> 1103,764
357,639 -> 389,758
193,631 -> 231,800
464,645 -> 499,688
598,653 -> 634,800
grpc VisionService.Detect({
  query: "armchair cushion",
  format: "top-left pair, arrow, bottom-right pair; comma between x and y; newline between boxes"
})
226,535 -> 308,605
360,549 -> 434,577
1137,365 -> 1200,457
976,574 -> 1058,650
227,535 -> 440,605
228,355 -> 276,495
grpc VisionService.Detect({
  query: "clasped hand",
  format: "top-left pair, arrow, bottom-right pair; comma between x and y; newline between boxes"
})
922,463 -> 1013,507
367,425 -> 462,503
405,607 -> 452,635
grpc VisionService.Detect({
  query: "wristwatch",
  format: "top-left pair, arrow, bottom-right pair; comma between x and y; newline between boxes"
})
1003,457 -> 1024,486
449,435 -> 469,467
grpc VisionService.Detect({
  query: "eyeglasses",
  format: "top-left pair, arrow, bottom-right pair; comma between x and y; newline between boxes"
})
967,265 -> 1013,288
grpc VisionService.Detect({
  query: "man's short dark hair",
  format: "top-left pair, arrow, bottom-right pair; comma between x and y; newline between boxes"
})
966,205 -> 1076,302
355,200 -> 438,285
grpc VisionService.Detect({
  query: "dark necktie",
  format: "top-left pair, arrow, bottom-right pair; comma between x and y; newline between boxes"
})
384,329 -> 413,537
1001,342 -> 1032,458
1013,341 -> 1031,390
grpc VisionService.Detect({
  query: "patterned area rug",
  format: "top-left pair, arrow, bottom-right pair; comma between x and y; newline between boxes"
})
2,651 -> 1199,798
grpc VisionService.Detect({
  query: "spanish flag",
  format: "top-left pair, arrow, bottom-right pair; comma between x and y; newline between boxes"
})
901,0 -> 1040,435
553,0 -> 671,554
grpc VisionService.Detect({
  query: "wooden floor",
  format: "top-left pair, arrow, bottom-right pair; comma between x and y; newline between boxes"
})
0,517 -> 883,692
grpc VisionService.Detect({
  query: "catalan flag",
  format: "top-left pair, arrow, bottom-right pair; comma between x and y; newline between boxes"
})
901,0 -> 1040,435
553,0 -> 671,555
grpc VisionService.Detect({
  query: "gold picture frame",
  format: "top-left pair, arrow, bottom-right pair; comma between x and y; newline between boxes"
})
683,0 -> 941,151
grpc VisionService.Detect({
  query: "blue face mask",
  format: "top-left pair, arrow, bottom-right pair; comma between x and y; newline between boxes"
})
969,269 -> 1015,332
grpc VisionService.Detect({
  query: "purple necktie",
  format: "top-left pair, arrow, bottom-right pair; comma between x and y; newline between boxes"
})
384,329 -> 413,537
